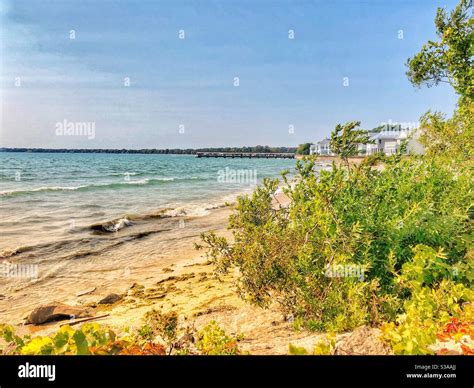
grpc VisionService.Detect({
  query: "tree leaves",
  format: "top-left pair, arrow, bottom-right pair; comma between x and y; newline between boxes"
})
406,0 -> 473,100
329,121 -> 372,166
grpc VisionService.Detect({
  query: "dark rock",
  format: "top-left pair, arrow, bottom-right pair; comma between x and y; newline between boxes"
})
26,303 -> 90,325
98,293 -> 122,305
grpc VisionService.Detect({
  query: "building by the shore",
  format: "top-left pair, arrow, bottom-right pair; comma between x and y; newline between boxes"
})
310,125 -> 424,156
310,138 -> 332,155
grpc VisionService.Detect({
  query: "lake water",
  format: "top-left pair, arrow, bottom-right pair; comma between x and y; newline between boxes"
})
0,152 -> 296,253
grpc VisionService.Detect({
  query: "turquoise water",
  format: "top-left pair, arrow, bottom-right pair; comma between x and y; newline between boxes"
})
0,152 -> 296,250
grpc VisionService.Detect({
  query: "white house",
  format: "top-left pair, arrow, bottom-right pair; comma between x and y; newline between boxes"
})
365,126 -> 423,155
311,126 -> 424,156
310,138 -> 334,155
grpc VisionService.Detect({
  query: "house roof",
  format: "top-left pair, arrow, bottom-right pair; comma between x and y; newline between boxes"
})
317,138 -> 331,145
371,130 -> 411,141
317,128 -> 416,145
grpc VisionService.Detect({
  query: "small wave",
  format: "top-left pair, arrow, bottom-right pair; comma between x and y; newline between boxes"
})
164,207 -> 209,217
87,201 -> 227,234
0,245 -> 35,258
89,217 -> 132,233
0,185 -> 87,197
126,208 -> 174,221
0,186 -> 82,197
163,202 -> 229,218
111,172 -> 141,177
0,248 -> 18,258
0,177 -> 205,198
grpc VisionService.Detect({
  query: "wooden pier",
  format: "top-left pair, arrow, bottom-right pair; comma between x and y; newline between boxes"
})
195,152 -> 295,159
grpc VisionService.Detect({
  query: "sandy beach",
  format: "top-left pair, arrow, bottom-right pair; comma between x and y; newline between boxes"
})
0,200 -> 344,354
0,205 -> 233,323
1,185 -> 395,355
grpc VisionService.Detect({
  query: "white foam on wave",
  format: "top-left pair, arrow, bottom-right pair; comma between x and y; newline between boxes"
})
107,217 -> 132,232
164,206 -> 210,217
90,217 -> 132,232
0,186 -> 85,196
0,177 -> 179,197
162,190 -> 251,219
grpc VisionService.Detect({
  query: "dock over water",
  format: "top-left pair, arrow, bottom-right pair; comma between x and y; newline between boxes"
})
196,152 -> 295,159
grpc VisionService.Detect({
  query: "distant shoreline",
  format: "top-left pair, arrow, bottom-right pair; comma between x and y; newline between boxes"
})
0,147 -> 297,155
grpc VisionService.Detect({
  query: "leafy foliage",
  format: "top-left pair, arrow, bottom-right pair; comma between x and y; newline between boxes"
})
141,309 -> 179,354
381,245 -> 472,354
329,121 -> 372,166
313,333 -> 337,355
288,333 -> 336,355
405,0 -> 473,101
196,321 -> 241,355
198,1 -> 473,346
406,0 -> 473,164
0,316 -> 241,356
1,0 -> 471,358
360,151 -> 386,167
419,99 -> 473,160
198,154 -> 472,334
288,343 -> 308,355
296,143 -> 312,155
0,323 -> 153,355
435,316 -> 474,355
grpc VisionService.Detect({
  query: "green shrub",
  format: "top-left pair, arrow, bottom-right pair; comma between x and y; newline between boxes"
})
141,310 -> 178,346
0,324 -> 121,355
360,152 -> 386,167
382,245 -> 473,354
288,343 -> 308,355
198,156 -> 472,332
289,333 -> 336,355
139,309 -> 198,355
1,316 -> 243,356
196,321 -> 241,355
313,333 -> 337,355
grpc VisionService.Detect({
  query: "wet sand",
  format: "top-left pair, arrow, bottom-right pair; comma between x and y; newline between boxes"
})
0,206 -> 233,324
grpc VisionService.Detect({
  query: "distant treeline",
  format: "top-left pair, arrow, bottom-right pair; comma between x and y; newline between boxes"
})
0,146 -> 297,155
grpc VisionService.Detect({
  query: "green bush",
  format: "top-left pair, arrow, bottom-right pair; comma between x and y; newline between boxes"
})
288,333 -> 337,355
196,321 -> 241,355
0,324 -> 123,355
382,245 -> 473,354
141,310 -> 178,348
198,156 -> 472,332
1,316 -> 242,355
288,343 -> 308,355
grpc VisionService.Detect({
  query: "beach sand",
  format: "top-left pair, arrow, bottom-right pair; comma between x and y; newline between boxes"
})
0,201 -> 334,354
1,206 -> 233,324
0,191 -> 398,355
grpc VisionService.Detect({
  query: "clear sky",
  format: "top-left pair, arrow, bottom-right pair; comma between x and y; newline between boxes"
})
0,0 -> 459,149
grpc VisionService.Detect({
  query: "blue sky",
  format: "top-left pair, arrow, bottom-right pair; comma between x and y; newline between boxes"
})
0,0 -> 459,149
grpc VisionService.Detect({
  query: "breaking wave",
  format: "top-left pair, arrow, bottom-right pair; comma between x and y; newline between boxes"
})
0,177 -> 206,198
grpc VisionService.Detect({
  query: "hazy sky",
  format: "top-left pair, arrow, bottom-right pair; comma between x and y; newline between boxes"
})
0,0 -> 459,149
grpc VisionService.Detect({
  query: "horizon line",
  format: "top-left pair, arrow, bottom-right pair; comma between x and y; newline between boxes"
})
0,146 -> 300,154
